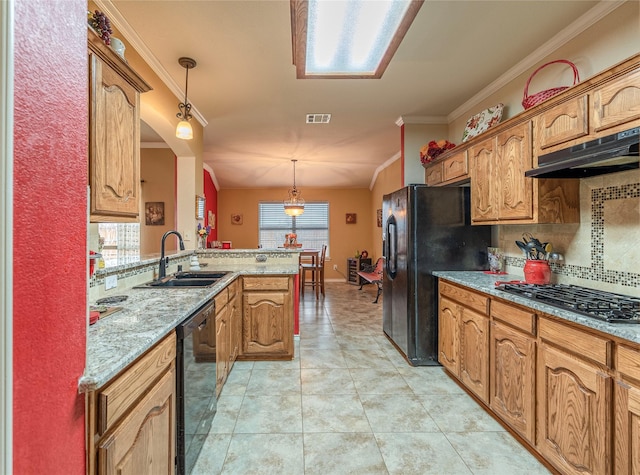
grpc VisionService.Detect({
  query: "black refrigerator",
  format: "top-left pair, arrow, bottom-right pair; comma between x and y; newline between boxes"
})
382,185 -> 490,366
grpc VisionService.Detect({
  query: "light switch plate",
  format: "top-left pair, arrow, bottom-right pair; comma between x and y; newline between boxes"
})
105,275 -> 118,290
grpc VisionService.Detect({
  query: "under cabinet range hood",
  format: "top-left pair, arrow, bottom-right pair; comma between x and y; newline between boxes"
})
526,126 -> 639,178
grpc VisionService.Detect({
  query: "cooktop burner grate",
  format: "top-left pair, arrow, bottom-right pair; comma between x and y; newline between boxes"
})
497,283 -> 640,324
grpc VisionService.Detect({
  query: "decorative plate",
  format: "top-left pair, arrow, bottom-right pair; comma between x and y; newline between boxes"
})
461,103 -> 504,142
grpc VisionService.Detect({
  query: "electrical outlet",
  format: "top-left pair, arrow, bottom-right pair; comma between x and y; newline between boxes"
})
333,264 -> 338,271
105,275 -> 118,290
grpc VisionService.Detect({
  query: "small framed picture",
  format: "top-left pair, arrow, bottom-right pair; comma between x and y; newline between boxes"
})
231,213 -> 243,225
376,209 -> 382,227
346,213 -> 357,224
208,210 -> 216,229
145,202 -> 165,225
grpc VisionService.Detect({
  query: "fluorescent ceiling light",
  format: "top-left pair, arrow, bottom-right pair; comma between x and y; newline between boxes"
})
291,0 -> 423,79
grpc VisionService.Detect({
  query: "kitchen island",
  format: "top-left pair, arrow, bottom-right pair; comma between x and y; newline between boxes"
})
433,270 -> 640,475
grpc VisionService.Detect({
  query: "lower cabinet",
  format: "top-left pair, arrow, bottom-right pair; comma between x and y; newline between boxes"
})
240,275 -> 294,360
88,333 -> 176,475
615,344 -> 640,475
437,278 -> 637,475
438,281 -> 490,404
489,300 -> 536,445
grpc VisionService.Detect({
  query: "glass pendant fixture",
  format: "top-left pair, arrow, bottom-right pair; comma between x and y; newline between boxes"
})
176,57 -> 196,140
284,159 -> 305,216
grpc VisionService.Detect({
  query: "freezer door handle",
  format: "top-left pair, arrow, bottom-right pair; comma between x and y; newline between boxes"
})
386,215 -> 397,279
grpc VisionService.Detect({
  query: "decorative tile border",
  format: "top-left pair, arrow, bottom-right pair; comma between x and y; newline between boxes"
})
507,181 -> 640,290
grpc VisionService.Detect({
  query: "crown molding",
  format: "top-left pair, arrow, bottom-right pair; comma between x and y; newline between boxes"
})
397,115 -> 448,126
203,163 -> 220,191
94,0 -> 208,128
370,151 -> 401,190
448,0 -> 627,122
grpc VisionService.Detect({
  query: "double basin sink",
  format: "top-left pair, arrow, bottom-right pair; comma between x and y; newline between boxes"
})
136,271 -> 230,289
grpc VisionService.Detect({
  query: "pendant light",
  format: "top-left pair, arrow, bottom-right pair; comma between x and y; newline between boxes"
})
176,57 -> 196,140
284,159 -> 305,216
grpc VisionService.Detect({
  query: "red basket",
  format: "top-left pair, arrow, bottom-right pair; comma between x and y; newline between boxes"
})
522,60 -> 579,110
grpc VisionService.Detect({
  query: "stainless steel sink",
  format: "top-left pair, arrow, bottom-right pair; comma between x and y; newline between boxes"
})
134,271 -> 229,289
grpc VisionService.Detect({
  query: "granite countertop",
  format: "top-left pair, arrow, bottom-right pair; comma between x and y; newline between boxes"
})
433,271 -> 640,345
80,266 -> 299,393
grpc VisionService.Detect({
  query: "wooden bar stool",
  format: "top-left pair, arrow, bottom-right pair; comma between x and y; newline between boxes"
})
300,245 -> 327,298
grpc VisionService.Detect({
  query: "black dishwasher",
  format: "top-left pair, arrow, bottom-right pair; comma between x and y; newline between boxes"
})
176,299 -> 217,474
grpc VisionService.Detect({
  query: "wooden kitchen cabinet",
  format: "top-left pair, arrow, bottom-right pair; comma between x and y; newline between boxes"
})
240,275 -> 294,360
88,29 -> 151,222
424,150 -> 469,186
614,344 -> 640,475
470,121 -> 579,224
534,94 -> 589,153
438,281 -> 490,403
228,279 -> 242,368
438,295 -> 460,375
489,300 -> 536,445
537,317 -> 612,475
215,301 -> 230,396
592,68 -> 640,134
87,333 -> 176,475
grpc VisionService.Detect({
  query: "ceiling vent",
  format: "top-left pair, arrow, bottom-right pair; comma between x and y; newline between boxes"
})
306,113 -> 331,124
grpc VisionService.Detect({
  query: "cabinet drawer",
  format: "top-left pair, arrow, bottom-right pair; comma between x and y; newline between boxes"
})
442,152 -> 468,182
491,299 -> 536,336
425,162 -> 443,186
539,317 -> 611,367
97,332 -> 176,435
535,95 -> 588,151
439,281 -> 488,315
243,276 -> 290,291
616,344 -> 640,382
215,287 -> 229,309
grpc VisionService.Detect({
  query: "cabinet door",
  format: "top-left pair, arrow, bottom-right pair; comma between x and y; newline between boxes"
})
496,122 -> 534,221
228,292 -> 241,368
242,291 -> 293,358
216,305 -> 229,396
89,53 -> 140,221
537,343 -> 612,475
535,95 -> 589,150
469,137 -> 497,222
614,380 -> 640,475
592,69 -> 640,133
442,151 -> 469,183
425,162 -> 443,186
490,320 -> 536,444
98,367 -> 176,475
460,308 -> 489,403
438,296 -> 460,375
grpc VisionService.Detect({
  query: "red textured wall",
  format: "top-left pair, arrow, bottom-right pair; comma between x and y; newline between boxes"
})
13,1 -> 87,473
204,170 -> 218,242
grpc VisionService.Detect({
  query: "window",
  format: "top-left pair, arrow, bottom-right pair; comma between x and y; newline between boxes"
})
259,202 -> 329,255
97,223 -> 140,267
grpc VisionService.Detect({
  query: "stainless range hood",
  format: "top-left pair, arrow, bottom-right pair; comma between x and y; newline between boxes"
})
526,126 -> 639,178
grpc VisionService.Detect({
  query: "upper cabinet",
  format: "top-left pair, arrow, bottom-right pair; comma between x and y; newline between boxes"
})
423,53 -> 640,225
88,29 -> 151,222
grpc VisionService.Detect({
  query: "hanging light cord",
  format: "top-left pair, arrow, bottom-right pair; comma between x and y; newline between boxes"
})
177,58 -> 196,122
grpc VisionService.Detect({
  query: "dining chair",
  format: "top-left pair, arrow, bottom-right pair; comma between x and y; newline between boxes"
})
300,244 -> 327,298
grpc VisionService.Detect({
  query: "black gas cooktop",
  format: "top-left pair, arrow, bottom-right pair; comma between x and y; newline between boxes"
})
497,283 -> 640,324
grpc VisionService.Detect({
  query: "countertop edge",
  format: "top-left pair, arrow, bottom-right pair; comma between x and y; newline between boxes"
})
433,271 -> 640,345
79,269 -> 298,393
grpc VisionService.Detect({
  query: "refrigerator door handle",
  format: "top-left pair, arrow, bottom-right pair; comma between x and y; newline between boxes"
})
386,215 -> 397,279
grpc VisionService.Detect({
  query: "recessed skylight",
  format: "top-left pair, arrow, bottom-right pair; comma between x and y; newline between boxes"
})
291,0 -> 423,79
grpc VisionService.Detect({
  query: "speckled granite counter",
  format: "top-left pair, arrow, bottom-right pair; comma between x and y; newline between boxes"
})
81,252 -> 301,393
433,271 -> 640,345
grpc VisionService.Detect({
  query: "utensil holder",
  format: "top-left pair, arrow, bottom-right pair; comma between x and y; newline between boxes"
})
523,260 -> 551,284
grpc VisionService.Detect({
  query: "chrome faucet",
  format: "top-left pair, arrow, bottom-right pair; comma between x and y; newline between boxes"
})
159,230 -> 185,279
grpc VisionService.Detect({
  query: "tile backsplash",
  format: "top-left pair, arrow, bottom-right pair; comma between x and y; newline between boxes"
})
498,169 -> 640,297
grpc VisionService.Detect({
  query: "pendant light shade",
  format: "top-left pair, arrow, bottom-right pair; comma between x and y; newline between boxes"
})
176,57 -> 196,140
284,159 -> 304,216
